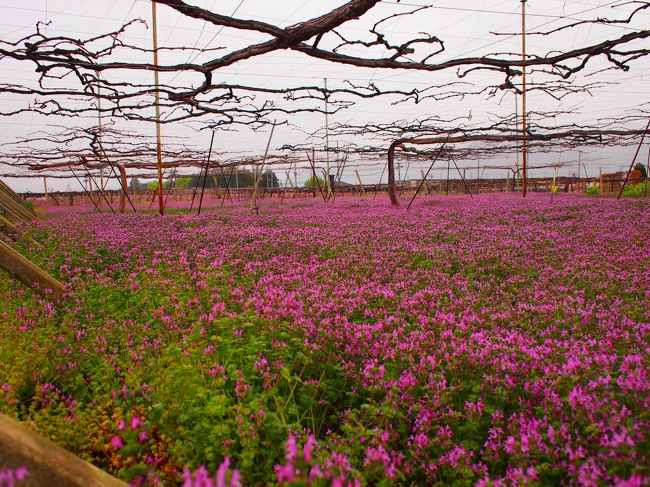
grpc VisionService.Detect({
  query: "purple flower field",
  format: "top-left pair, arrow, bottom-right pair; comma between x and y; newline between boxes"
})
1,194 -> 649,486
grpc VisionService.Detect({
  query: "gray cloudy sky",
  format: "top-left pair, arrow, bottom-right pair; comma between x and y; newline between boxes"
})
1,0 -> 649,191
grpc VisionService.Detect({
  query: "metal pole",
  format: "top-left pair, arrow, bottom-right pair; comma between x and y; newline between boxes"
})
252,122 -> 276,210
84,165 -> 115,213
198,131 -> 216,214
446,158 -> 451,196
577,151 -> 582,179
324,78 -> 332,199
407,135 -> 450,210
96,141 -> 137,212
450,155 -> 473,198
515,94 -> 519,191
99,169 -> 104,209
221,165 -> 236,209
375,161 -> 388,199
645,144 -> 650,198
70,167 -> 100,212
151,0 -> 164,215
306,151 -> 327,202
618,118 -> 650,199
294,162 -> 298,198
235,167 -> 239,200
280,170 -> 291,203
521,0 -> 528,198
163,168 -> 177,210
331,155 -> 347,203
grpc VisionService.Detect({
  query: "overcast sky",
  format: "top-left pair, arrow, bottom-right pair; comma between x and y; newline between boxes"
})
1,0 -> 649,192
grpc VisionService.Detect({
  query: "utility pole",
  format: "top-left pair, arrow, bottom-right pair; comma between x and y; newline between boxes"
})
151,0 -> 164,215
521,0 -> 528,197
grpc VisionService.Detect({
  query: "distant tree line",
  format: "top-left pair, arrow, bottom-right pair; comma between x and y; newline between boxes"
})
128,170 -> 280,191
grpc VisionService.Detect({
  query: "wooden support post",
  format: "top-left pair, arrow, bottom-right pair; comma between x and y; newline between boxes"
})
599,167 -> 603,192
117,164 -> 128,213
0,192 -> 34,223
0,215 -> 43,250
0,240 -> 64,302
151,0 -> 164,215
0,214 -> 21,238
0,413 -> 126,487
0,181 -> 37,221
0,181 -> 32,209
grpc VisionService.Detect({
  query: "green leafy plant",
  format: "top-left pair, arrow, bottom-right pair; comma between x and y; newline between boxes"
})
303,176 -> 325,189
621,182 -> 647,198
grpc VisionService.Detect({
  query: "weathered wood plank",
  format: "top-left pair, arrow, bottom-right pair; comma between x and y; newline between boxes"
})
0,240 -> 64,302
0,414 -> 127,487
